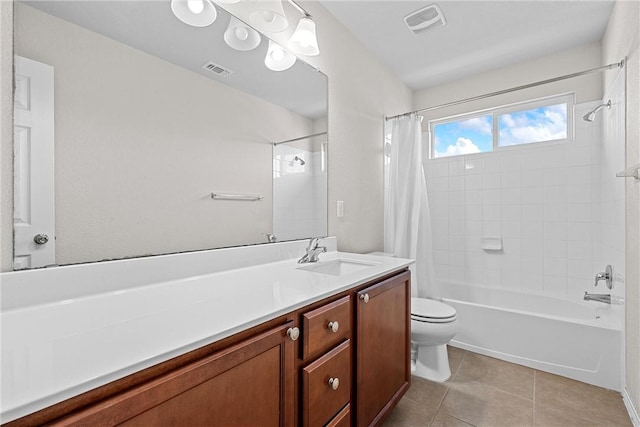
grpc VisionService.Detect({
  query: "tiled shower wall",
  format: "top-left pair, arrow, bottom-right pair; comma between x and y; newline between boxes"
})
597,71 -> 626,299
273,145 -> 327,242
424,100 -> 625,298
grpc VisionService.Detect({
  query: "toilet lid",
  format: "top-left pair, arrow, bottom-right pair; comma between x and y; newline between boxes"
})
411,297 -> 456,320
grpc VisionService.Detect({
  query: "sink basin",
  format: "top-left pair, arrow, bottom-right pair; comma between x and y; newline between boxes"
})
298,259 -> 380,276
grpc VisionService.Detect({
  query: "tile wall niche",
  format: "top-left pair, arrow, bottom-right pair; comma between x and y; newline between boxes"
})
424,100 -> 626,298
273,145 -> 327,242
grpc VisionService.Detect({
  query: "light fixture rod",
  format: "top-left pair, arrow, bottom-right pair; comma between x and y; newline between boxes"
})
287,0 -> 311,18
385,60 -> 625,121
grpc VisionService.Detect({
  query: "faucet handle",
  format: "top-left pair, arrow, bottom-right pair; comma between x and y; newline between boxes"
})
594,265 -> 614,289
262,233 -> 277,243
307,237 -> 322,250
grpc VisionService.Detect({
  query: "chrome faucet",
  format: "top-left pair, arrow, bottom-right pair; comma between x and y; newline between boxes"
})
584,291 -> 611,304
594,265 -> 613,289
298,237 -> 327,263
262,233 -> 278,243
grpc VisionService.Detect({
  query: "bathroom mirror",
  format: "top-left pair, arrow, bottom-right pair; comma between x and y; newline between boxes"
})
12,0 -> 328,269
273,131 -> 327,242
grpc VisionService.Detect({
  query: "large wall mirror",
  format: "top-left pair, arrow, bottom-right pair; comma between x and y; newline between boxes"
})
12,0 -> 328,269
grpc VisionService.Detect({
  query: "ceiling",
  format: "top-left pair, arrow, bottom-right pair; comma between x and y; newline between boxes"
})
320,0 -> 615,91
23,1 -> 327,119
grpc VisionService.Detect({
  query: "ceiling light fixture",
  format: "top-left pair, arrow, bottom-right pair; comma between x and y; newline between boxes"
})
250,0 -> 289,33
224,16 -> 262,51
170,0 -> 319,72
265,40 -> 296,71
288,16 -> 319,56
171,0 -> 217,27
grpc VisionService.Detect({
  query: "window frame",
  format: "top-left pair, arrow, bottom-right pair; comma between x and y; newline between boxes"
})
428,93 -> 575,159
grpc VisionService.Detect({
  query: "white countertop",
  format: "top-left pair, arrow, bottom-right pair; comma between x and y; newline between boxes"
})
0,249 -> 412,423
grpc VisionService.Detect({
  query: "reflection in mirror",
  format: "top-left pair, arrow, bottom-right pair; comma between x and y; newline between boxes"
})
273,131 -> 327,242
12,1 -> 327,269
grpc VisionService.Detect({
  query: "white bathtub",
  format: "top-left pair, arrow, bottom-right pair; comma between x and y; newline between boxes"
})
437,281 -> 623,391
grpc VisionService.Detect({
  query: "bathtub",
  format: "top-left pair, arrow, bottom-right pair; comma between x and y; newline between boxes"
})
437,281 -> 623,391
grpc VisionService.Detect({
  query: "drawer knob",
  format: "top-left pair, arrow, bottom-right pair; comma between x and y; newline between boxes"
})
328,377 -> 340,390
359,293 -> 369,303
286,327 -> 300,341
327,321 -> 339,333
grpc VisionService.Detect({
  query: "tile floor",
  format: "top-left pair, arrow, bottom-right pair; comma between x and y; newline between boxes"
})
383,346 -> 633,427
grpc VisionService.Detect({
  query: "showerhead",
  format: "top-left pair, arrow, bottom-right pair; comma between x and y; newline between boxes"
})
293,156 -> 305,165
582,100 -> 611,122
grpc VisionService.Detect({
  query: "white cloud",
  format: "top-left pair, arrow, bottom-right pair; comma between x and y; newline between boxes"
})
459,116 -> 492,135
500,114 -> 515,128
435,137 -> 481,157
499,105 -> 567,146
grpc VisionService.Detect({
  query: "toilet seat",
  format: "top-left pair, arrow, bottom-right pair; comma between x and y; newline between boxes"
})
411,297 -> 456,323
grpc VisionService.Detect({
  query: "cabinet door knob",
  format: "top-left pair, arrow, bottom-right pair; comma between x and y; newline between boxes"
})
327,321 -> 339,333
360,293 -> 369,303
328,377 -> 340,390
286,327 -> 300,341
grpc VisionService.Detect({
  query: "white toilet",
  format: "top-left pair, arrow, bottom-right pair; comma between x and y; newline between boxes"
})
411,297 -> 458,382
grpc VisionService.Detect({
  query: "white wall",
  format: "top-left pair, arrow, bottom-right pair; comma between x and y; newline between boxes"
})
298,1 -> 413,253
219,1 -> 413,254
602,0 -> 640,418
0,2 -> 13,272
414,43 -> 604,116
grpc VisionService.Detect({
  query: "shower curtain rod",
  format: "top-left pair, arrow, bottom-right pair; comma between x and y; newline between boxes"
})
273,131 -> 327,146
385,60 -> 625,121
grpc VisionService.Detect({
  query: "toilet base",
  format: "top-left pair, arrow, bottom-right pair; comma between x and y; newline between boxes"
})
413,343 -> 451,382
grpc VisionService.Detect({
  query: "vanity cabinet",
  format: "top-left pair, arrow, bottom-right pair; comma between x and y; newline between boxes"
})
302,340 -> 351,427
6,269 -> 410,427
302,295 -> 351,359
300,296 -> 352,427
356,272 -> 411,427
48,322 -> 296,427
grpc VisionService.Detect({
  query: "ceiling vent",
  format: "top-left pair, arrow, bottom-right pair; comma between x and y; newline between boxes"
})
404,4 -> 446,36
201,61 -> 233,77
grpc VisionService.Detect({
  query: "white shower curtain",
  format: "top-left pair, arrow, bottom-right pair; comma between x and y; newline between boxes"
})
384,114 -> 436,298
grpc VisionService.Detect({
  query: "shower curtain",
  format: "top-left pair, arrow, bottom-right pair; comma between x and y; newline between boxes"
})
384,114 -> 436,298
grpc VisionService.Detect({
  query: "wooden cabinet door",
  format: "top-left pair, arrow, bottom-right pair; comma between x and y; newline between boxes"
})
53,323 -> 296,427
302,340 -> 351,427
355,271 -> 411,427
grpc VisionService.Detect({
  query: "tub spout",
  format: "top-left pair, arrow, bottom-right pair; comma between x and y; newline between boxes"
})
583,291 -> 611,304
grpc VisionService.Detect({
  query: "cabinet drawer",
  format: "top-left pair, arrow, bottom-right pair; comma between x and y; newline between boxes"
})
302,340 -> 351,427
302,295 -> 350,359
326,404 -> 351,427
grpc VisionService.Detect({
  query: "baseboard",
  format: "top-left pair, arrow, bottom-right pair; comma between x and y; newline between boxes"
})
623,387 -> 640,427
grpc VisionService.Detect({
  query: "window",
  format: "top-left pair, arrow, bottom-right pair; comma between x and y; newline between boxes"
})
429,94 -> 574,159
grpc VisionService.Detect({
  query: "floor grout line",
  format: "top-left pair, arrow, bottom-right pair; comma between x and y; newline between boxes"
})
532,370 -> 537,426
439,348 -> 466,406
429,349 -> 464,426
392,349 -> 633,427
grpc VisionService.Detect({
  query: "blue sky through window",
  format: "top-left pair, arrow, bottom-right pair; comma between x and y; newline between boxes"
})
433,115 -> 493,158
498,103 -> 567,147
432,102 -> 569,158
